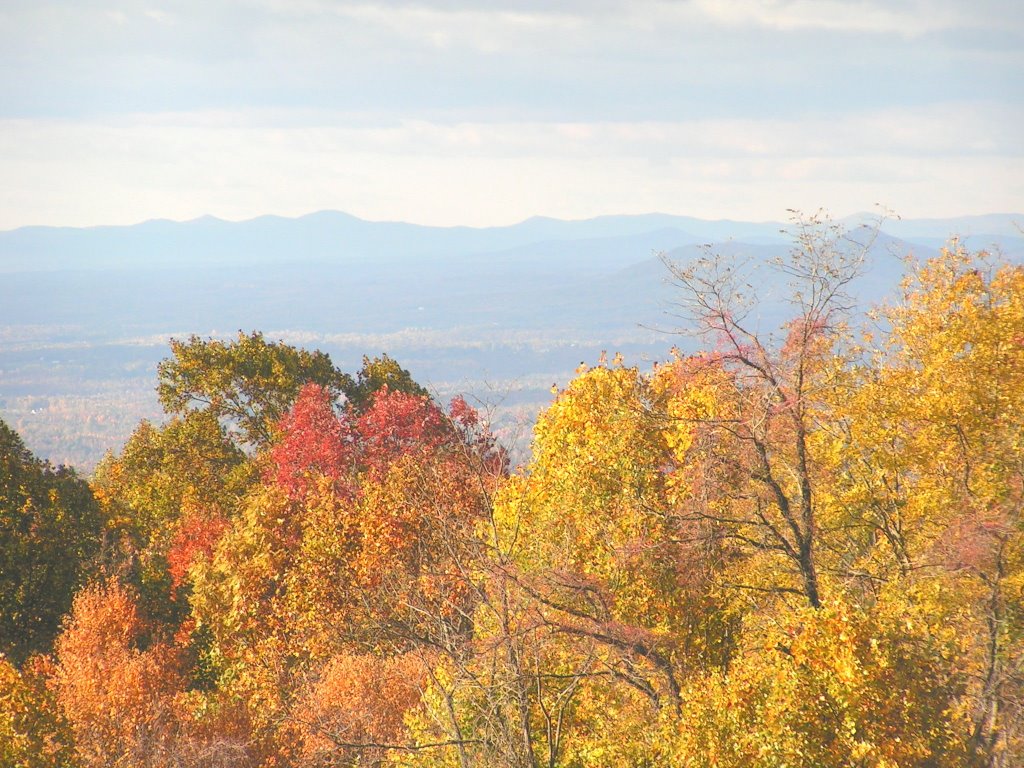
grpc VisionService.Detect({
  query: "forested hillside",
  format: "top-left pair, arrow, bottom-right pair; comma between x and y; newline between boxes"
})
2,224 -> 1023,766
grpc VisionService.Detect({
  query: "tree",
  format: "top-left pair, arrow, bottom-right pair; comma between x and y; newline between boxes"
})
51,579 -> 183,768
157,331 -> 352,448
347,354 -> 430,414
827,245 -> 1024,764
0,419 -> 102,662
426,361 -> 732,768
93,410 -> 248,541
668,597 -> 972,767
91,409 -> 251,632
189,381 -> 503,764
13,226 -> 1024,765
659,212 -> 879,610
0,654 -> 74,768
265,382 -> 355,502
656,234 -> 1024,765
290,652 -> 426,766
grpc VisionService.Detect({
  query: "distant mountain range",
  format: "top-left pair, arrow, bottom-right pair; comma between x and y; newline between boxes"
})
3,210 -> 1022,273
1,210 -> 1022,469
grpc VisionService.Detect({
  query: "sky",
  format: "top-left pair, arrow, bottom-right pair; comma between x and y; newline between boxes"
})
0,0 -> 1022,229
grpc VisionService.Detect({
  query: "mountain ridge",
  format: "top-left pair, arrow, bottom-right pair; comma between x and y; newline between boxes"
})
5,210 -> 1021,274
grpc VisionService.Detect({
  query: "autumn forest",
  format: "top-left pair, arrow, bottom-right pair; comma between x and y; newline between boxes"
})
2,220 -> 1023,767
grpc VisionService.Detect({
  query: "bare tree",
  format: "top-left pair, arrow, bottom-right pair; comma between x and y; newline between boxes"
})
659,210 -> 882,609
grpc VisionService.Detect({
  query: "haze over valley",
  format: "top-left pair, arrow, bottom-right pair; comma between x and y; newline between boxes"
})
2,208 -> 1021,469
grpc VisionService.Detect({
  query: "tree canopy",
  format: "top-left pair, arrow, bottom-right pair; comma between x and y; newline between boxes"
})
2,226 -> 1023,767
157,331 -> 353,448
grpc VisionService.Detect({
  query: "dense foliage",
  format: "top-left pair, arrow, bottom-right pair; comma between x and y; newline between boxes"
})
1,226 -> 1023,767
0,421 -> 102,663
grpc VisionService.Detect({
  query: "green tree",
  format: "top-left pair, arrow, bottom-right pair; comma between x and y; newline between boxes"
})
157,331 -> 352,448
0,419 -> 102,662
347,353 -> 430,414
93,410 -> 249,542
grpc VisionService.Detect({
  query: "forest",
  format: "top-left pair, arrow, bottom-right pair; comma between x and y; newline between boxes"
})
1,220 -> 1022,767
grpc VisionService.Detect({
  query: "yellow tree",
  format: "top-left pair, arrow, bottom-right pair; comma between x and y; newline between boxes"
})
658,212 -> 880,610
0,654 -> 74,768
657,239 -> 1024,766
403,360 -> 733,768
668,596 -> 972,767
829,244 -> 1024,764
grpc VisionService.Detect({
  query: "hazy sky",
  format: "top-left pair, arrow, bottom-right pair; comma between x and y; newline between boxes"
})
1,0 -> 1021,228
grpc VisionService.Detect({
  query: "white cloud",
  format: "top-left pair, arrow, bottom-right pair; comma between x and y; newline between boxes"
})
278,2 -> 590,54
0,1 -> 1018,228
244,0 -> 1022,39
110,103 -> 1017,161
1,105 -> 1020,229
686,0 -> 955,36
142,8 -> 175,25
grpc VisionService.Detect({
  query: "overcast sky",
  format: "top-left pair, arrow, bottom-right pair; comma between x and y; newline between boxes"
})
1,0 -> 1021,229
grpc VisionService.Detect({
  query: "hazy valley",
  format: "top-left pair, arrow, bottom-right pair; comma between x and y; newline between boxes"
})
2,209 -> 1022,470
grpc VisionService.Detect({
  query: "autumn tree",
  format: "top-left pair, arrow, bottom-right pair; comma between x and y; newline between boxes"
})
413,360 -> 733,768
659,212 -> 880,610
93,409 -> 248,539
347,353 -> 430,414
290,652 -> 427,766
189,379 -> 503,764
668,597 -> 973,767
10,229 -> 1022,767
51,579 -> 183,768
653,232 -> 1024,765
91,409 -> 251,632
0,654 -> 74,768
827,244 -> 1024,765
